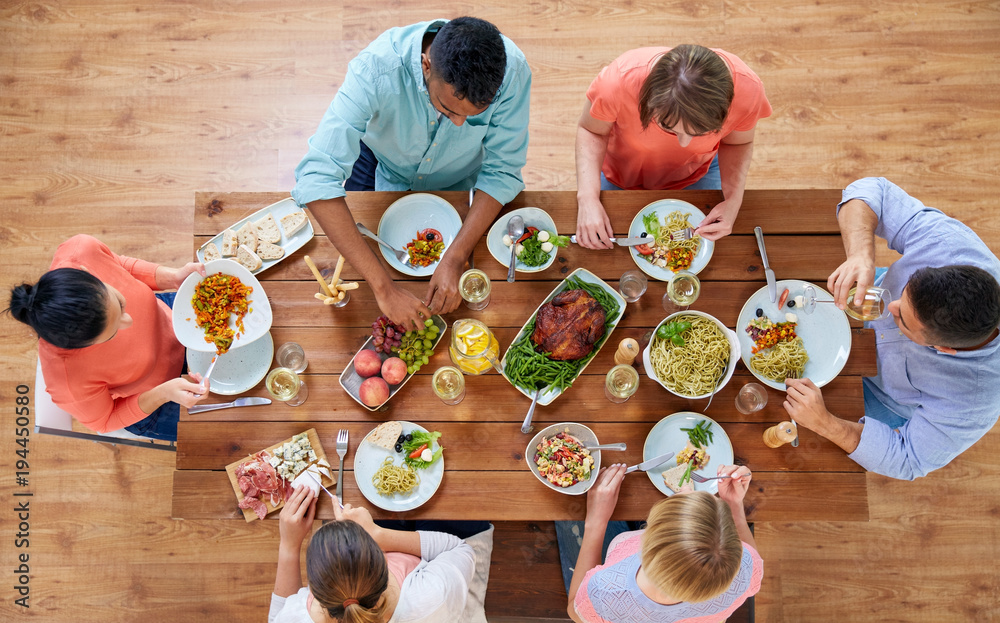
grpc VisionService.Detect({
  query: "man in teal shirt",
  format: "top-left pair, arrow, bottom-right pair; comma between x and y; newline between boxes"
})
293,17 -> 531,329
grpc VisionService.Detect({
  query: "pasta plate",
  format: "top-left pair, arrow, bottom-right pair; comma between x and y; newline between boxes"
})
354,421 -> 444,512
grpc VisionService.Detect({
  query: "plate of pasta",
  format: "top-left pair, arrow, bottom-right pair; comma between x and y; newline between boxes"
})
737,279 -> 852,390
642,311 -> 741,399
627,199 -> 715,280
354,421 -> 444,512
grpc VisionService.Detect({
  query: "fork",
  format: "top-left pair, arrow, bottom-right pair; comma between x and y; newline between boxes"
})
356,223 -> 410,265
335,429 -> 349,498
785,370 -> 801,447
689,472 -> 732,484
670,227 -> 696,242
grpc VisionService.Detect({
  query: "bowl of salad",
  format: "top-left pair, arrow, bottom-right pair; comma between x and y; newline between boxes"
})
487,207 -> 568,273
525,422 -> 602,495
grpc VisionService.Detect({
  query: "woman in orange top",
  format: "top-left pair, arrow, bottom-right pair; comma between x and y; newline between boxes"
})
5,235 -> 208,440
575,45 -> 772,247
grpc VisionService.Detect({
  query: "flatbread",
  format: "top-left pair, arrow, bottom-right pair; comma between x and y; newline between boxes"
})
367,421 -> 402,450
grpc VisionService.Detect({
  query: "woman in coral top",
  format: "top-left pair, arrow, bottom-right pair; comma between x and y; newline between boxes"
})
575,44 -> 772,247
6,235 -> 208,440
566,464 -> 763,623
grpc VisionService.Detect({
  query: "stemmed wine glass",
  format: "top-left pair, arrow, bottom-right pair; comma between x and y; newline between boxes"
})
802,284 -> 890,321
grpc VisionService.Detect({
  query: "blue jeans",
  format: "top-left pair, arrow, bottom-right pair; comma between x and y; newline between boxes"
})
124,292 -> 183,441
863,381 -> 908,430
554,520 -> 644,595
600,155 -> 721,191
345,141 -> 378,191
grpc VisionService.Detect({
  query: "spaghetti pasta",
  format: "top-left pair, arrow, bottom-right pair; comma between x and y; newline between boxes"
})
371,458 -> 419,496
649,314 -> 729,397
642,211 -> 701,271
750,337 -> 809,381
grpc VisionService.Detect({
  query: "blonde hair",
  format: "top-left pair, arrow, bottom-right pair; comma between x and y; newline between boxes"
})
306,520 -> 390,623
639,491 -> 743,603
638,44 -> 734,136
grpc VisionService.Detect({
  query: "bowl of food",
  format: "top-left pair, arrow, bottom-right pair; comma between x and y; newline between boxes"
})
642,311 -> 741,400
486,207 -> 566,273
525,422 -> 601,495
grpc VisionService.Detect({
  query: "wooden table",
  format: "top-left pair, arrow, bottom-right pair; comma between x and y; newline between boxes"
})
172,190 -> 873,523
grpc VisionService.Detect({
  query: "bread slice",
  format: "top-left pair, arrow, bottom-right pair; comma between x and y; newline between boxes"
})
256,240 -> 285,261
221,229 -> 238,256
280,211 -> 308,238
367,421 -> 402,451
662,464 -> 691,494
236,244 -> 262,272
255,214 -> 282,244
202,242 -> 221,262
237,221 -> 257,252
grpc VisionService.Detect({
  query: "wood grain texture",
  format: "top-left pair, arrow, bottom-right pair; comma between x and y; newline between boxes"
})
3,1 -> 1000,621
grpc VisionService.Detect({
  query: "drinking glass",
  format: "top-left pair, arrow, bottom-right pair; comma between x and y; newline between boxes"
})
459,268 -> 491,310
618,270 -> 648,303
605,364 -> 640,403
663,270 -> 700,310
431,366 -> 466,405
266,367 -> 307,407
735,382 -> 768,414
275,342 -> 308,373
802,284 -> 889,321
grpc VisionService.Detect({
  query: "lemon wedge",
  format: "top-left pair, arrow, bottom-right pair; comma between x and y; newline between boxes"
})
464,327 -> 485,342
456,323 -> 476,339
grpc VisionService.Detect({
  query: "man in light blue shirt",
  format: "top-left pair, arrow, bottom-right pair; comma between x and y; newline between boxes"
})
292,17 -> 531,329
783,177 -> 1000,480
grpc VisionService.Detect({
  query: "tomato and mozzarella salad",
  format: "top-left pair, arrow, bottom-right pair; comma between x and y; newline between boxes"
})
534,431 -> 594,487
502,227 -> 570,267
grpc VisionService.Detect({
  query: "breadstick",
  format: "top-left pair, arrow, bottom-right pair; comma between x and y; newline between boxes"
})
337,282 -> 360,291
329,255 -> 346,291
304,255 -> 334,297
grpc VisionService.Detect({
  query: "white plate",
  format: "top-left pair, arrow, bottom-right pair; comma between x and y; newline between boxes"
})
628,199 -> 715,279
196,198 -> 315,275
375,194 -> 463,277
642,311 -> 741,400
737,279 -> 852,390
186,332 -> 273,395
524,422 -> 601,496
354,421 -> 444,512
643,412 -> 733,496
486,207 -> 559,273
500,267 -> 627,406
172,259 -> 273,352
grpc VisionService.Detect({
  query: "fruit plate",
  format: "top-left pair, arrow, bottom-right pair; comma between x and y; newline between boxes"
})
339,315 -> 448,412
499,267 -> 626,406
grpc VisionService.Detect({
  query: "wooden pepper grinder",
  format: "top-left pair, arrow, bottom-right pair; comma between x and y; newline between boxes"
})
763,421 -> 798,448
614,338 -> 640,366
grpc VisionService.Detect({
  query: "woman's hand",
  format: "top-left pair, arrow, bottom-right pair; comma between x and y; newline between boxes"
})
716,464 -> 752,506
585,463 -> 626,527
575,196 -> 615,249
160,262 -> 206,290
279,485 -> 317,551
333,496 -> 378,538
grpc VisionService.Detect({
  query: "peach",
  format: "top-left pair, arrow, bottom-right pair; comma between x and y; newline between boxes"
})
353,349 -> 383,378
359,377 -> 390,407
381,357 -> 407,385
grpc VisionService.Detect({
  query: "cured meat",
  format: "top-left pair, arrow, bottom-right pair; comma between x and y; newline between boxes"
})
238,496 -> 268,520
238,475 -> 259,499
531,289 -> 607,361
235,449 -> 286,520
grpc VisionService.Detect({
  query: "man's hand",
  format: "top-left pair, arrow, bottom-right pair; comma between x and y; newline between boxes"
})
585,463 -> 626,527
424,254 -> 464,316
376,284 -> 432,332
783,377 -> 832,432
695,198 -> 739,240
575,196 -> 615,249
828,255 -> 876,310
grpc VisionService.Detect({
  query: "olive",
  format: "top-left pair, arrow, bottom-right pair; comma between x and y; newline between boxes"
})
425,232 -> 436,241
397,434 -> 405,444
405,433 -> 413,442
755,308 -> 763,317
394,443 -> 403,453
787,299 -> 796,308
640,231 -> 648,238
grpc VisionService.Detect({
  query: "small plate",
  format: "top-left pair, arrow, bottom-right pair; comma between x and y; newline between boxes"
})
186,332 -> 273,396
642,311 -> 741,399
486,207 -> 559,273
354,421 -> 444,512
628,199 -> 715,279
172,259 -> 273,353
643,412 -> 733,496
339,315 -> 448,411
737,279 -> 852,390
376,194 -> 463,277
524,422 -> 601,496
196,198 -> 315,275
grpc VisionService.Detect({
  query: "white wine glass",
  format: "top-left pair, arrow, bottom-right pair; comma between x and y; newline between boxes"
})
803,284 -> 889,321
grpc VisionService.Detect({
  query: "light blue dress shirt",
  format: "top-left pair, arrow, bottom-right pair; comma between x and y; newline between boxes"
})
839,177 -> 1000,480
292,20 -> 531,207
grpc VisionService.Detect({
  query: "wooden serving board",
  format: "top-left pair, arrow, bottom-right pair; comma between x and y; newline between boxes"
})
224,427 -> 335,522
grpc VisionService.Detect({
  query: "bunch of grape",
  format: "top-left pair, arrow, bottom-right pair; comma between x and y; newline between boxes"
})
394,318 -> 441,374
371,315 -> 406,354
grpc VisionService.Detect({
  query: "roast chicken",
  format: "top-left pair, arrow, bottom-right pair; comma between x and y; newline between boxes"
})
531,289 -> 607,361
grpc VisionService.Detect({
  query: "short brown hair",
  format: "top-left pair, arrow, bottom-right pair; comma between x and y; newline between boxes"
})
638,44 -> 734,135
640,492 -> 743,603
307,520 -> 390,623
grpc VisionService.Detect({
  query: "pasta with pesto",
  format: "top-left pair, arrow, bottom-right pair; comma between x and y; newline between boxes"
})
372,458 -> 419,496
750,337 -> 809,381
649,315 -> 729,397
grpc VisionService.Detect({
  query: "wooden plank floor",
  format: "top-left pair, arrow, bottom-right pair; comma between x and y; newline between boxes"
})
2,1 -> 999,621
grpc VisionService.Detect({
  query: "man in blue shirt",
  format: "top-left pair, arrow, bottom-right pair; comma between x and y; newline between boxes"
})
783,177 -> 1000,480
293,17 -> 531,329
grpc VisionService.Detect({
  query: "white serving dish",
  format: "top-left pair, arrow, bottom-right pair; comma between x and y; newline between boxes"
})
642,310 -> 740,400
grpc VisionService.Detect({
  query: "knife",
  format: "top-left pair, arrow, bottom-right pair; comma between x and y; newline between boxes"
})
625,451 -> 675,474
569,234 -> 651,247
754,226 -> 777,303
187,396 -> 271,414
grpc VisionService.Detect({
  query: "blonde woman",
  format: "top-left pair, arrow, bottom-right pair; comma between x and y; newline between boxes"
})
566,464 -> 762,623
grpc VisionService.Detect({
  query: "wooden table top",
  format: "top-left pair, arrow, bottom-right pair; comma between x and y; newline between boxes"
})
172,189 -> 872,523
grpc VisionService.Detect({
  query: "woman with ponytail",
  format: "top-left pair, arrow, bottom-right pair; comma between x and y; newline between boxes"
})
5,234 -> 208,440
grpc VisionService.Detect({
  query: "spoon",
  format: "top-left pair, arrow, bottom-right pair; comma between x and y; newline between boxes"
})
521,386 -> 543,434
506,215 -> 525,283
585,442 -> 627,451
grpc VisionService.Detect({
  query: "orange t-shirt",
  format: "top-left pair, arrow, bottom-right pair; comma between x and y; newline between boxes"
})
37,235 -> 184,432
586,47 -> 772,190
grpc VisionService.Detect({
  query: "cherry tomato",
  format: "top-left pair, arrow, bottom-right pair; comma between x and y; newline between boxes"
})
516,226 -> 540,245
635,243 -> 654,255
408,443 -> 429,459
